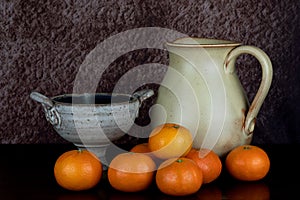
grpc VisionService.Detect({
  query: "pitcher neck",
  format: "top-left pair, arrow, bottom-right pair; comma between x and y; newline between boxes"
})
166,38 -> 241,65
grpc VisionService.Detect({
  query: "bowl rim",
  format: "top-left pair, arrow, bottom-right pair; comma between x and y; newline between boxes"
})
51,92 -> 138,107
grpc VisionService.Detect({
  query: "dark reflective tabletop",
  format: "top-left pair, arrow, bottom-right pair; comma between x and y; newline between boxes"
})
0,144 -> 299,199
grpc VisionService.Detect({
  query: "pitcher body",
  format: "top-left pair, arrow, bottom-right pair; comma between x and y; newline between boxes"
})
151,38 -> 272,157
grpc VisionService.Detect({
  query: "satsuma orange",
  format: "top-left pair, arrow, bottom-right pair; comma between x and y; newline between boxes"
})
130,142 -> 164,166
108,152 -> 156,192
130,143 -> 151,153
148,123 -> 193,159
156,157 -> 203,196
54,149 -> 103,191
225,145 -> 270,181
186,148 -> 222,184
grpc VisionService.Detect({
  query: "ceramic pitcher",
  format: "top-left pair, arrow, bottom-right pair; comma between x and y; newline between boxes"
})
151,38 -> 273,157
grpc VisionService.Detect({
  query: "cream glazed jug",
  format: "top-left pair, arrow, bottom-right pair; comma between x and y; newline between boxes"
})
150,38 -> 273,157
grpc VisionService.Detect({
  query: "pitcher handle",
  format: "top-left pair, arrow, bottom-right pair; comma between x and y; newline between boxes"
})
225,45 -> 273,135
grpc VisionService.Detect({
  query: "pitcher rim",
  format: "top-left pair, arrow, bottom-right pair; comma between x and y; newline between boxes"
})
166,37 -> 241,48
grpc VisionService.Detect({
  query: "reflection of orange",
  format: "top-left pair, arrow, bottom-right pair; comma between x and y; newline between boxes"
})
108,191 -> 151,200
186,148 -> 222,184
156,157 -> 203,196
148,123 -> 193,159
108,152 -> 156,192
225,145 -> 270,181
226,182 -> 270,200
54,149 -> 102,191
57,193 -> 99,200
196,184 -> 222,200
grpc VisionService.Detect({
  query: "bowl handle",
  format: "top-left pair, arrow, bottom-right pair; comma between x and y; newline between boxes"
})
30,92 -> 61,127
133,89 -> 154,106
30,92 -> 54,108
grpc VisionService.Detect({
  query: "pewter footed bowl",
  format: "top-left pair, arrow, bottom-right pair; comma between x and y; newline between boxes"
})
30,89 -> 154,168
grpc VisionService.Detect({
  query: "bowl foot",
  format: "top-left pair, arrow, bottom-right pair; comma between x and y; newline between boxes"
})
75,144 -> 110,170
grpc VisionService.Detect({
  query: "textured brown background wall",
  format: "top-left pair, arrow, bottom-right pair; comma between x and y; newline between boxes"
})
0,0 -> 299,145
